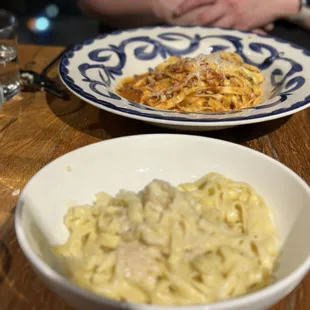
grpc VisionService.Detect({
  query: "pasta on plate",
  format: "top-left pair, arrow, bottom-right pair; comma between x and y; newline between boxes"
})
116,52 -> 265,113
54,173 -> 278,305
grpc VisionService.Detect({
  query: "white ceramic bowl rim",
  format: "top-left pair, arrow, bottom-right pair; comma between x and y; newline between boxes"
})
15,134 -> 310,309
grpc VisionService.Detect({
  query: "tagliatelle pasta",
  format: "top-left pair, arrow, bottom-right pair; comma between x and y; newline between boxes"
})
53,173 -> 278,305
116,51 -> 264,113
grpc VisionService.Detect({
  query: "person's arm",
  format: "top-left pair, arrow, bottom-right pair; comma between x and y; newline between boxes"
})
172,0 -> 300,30
78,0 -> 162,28
78,0 -> 214,28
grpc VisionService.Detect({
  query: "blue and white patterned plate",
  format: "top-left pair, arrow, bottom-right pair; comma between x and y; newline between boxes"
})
59,26 -> 310,131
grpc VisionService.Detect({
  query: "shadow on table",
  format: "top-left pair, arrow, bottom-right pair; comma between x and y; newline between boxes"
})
0,225 -> 70,309
97,110 -> 291,144
46,92 -> 291,144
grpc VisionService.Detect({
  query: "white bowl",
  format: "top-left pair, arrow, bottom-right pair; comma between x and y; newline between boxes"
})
15,134 -> 310,310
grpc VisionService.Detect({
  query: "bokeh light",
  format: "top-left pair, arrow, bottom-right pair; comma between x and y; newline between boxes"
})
46,4 -> 59,18
27,16 -> 51,32
27,18 -> 36,31
35,17 -> 50,31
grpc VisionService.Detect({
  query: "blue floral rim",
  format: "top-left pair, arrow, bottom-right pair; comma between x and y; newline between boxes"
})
59,25 -> 310,124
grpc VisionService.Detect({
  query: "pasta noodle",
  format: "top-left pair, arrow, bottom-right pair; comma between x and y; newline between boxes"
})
53,173 -> 278,305
116,52 -> 264,113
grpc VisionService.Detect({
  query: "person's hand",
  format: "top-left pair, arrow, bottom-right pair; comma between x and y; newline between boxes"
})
172,0 -> 300,30
150,0 -> 185,24
151,0 -> 219,25
253,23 -> 275,35
150,0 -> 280,33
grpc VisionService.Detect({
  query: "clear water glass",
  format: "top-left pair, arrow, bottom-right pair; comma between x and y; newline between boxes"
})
0,10 -> 20,106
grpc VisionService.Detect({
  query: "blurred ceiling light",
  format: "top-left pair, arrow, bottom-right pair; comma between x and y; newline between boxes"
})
28,17 -> 51,32
46,4 -> 59,18
34,17 -> 50,32
27,18 -> 36,31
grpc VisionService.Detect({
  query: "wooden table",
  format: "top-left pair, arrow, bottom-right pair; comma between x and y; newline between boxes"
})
0,45 -> 309,310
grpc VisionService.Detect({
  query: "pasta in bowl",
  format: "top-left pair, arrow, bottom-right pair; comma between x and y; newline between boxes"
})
59,26 -> 310,131
53,173 -> 278,305
116,52 -> 264,113
15,134 -> 310,310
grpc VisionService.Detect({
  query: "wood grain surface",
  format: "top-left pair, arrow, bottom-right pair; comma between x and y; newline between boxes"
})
0,45 -> 309,310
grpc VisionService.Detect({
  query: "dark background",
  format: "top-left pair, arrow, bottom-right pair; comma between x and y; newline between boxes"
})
2,0 -> 100,45
2,1 -> 310,49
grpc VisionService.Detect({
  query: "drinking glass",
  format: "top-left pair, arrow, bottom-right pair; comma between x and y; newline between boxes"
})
0,10 -> 20,106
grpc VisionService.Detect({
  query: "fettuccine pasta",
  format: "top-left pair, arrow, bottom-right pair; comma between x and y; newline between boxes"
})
116,51 -> 264,112
54,173 -> 278,305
